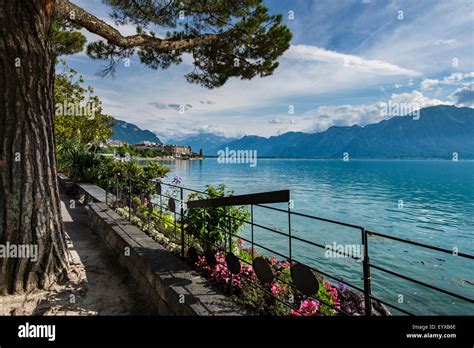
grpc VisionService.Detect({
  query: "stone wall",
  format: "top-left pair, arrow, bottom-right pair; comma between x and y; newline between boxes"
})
87,202 -> 244,316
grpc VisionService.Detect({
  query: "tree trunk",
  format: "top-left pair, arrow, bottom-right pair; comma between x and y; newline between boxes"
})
0,0 -> 68,294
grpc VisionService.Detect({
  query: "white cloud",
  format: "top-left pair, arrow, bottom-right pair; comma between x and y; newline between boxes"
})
443,72 -> 474,84
363,1 -> 474,75
287,45 -> 421,77
420,72 -> 474,91
389,90 -> 447,108
304,90 -> 449,133
450,83 -> 474,107
421,79 -> 440,91
435,39 -> 457,45
173,90 -> 452,139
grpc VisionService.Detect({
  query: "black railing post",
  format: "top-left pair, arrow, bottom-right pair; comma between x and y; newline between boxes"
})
362,228 -> 372,316
173,205 -> 177,243
180,187 -> 185,259
128,177 -> 132,221
288,202 -> 292,264
115,173 -> 119,208
228,207 -> 232,253
251,204 -> 254,260
159,193 -> 162,214
105,175 -> 109,206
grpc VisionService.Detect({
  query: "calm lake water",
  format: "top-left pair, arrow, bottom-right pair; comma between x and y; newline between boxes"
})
146,158 -> 473,315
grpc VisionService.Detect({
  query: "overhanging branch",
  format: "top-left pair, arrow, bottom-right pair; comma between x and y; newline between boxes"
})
54,0 -> 225,51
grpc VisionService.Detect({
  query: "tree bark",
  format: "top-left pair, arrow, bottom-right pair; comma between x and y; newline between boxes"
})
0,0 -> 68,294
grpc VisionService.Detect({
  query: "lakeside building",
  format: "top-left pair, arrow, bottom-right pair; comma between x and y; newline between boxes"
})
164,145 -> 191,157
131,142 -> 192,158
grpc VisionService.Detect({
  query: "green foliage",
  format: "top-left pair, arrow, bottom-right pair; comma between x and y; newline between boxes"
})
317,282 -> 337,316
151,210 -> 176,232
239,284 -> 268,313
115,145 -> 138,157
54,62 -> 114,146
51,19 -> 87,58
57,140 -> 101,182
84,1 -> 292,86
141,149 -> 159,158
184,184 -> 249,249
94,157 -> 170,195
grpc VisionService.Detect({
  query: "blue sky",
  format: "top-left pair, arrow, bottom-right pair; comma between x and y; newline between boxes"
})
64,0 -> 474,141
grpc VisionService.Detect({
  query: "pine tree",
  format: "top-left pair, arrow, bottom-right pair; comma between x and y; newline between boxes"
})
0,0 -> 291,293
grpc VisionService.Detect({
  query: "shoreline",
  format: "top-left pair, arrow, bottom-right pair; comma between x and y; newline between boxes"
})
132,156 -> 205,161
140,156 -> 474,162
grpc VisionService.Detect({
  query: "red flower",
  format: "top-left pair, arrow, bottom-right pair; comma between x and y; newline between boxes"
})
291,299 -> 319,316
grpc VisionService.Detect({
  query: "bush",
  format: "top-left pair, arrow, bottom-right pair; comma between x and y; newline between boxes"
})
94,157 -> 170,194
183,184 -> 249,250
57,139 -> 101,182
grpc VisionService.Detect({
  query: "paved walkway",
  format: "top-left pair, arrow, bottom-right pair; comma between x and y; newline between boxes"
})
0,194 -> 150,316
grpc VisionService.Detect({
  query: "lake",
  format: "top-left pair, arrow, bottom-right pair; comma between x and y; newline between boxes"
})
145,158 -> 474,315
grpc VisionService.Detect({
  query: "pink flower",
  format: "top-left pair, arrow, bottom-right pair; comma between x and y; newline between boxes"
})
270,282 -> 286,296
281,261 -> 291,269
324,280 -> 341,308
291,299 -> 319,316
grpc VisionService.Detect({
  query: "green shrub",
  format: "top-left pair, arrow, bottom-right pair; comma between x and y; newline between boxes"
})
94,157 -> 169,195
184,184 -> 249,250
57,139 -> 101,182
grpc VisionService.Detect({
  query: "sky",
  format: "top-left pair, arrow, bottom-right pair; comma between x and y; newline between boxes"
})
64,0 -> 474,141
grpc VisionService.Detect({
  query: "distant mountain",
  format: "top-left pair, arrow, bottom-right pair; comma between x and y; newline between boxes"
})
215,105 -> 474,159
166,132 -> 237,155
110,119 -> 162,144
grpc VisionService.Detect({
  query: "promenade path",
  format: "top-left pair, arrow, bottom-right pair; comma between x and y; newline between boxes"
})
0,194 -> 150,315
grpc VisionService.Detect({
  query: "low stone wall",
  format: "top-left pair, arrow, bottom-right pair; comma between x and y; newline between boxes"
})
87,202 -> 244,316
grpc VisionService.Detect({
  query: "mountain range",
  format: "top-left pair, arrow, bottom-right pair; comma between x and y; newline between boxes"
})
174,105 -> 474,159
110,119 -> 162,144
111,105 -> 474,159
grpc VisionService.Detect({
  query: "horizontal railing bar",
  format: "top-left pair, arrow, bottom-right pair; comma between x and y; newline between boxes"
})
250,221 -> 289,237
290,234 -> 363,261
367,230 -> 474,259
158,181 -> 207,195
367,295 -> 415,316
149,212 -> 367,297
211,213 -> 364,262
256,204 -> 364,230
224,231 -> 366,295
370,264 -> 473,303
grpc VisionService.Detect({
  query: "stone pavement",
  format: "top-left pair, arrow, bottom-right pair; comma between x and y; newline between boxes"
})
0,194 -> 151,316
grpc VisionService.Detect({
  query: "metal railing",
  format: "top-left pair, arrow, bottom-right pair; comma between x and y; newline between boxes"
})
104,175 -> 474,316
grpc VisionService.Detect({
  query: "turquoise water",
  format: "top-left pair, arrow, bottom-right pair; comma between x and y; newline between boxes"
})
157,159 -> 473,315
